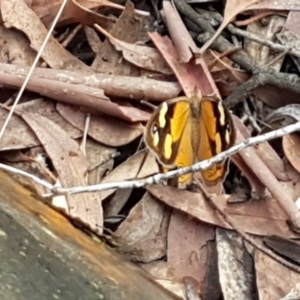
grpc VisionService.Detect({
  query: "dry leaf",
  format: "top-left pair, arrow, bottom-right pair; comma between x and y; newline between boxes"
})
31,0 -> 115,28
115,192 -> 169,262
149,32 -> 218,98
1,0 -> 93,73
90,1 -> 148,75
98,150 -> 159,202
167,210 -> 214,292
94,25 -> 172,74
283,133 -> 300,174
200,0 -> 300,53
147,185 -> 298,237
255,250 -> 300,299
0,25 -> 38,66
57,103 -> 144,147
20,111 -> 103,232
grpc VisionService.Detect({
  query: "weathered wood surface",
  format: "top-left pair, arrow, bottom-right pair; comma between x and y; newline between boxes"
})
0,170 -> 179,300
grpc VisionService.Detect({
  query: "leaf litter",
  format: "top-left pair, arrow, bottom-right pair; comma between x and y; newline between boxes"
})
2,0 -> 300,299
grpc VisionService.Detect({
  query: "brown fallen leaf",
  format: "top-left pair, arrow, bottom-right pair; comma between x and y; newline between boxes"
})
149,32 -> 218,98
1,0 -> 93,73
115,192 -> 169,263
0,99 -> 81,151
94,25 -> 172,75
0,25 -> 38,66
19,111 -> 103,232
264,235 -> 300,265
21,99 -> 82,139
98,150 -> 159,202
255,249 -> 300,299
90,1 -> 150,75
85,138 -> 116,184
167,210 -> 214,293
283,133 -> 300,175
31,0 -> 115,29
0,106 -> 40,151
285,11 -> 300,34
147,185 -> 298,238
57,103 -> 144,147
232,123 -> 300,226
200,0 -> 300,54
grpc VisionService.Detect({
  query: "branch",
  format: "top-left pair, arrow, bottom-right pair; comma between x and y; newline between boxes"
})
173,0 -> 300,107
1,120 -> 298,195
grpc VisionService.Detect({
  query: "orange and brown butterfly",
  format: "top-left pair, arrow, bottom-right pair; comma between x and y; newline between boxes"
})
144,92 -> 236,187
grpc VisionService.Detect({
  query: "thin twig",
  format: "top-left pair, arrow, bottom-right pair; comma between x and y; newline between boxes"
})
40,120 -> 300,196
227,24 -> 300,58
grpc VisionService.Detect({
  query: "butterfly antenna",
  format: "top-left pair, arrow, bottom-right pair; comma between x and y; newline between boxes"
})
134,135 -> 150,179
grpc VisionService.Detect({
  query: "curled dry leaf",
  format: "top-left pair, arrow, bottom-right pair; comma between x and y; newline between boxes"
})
20,111 -> 103,232
31,0 -> 115,29
57,104 -> 144,147
94,25 -> 172,75
147,185 -> 298,238
200,0 -> 300,54
115,192 -> 169,263
1,0 -> 93,73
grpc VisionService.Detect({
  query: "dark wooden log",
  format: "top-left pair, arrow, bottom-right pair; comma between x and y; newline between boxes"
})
0,170 -> 179,300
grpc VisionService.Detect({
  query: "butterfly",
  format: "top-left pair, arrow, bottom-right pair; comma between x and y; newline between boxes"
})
144,92 -> 236,187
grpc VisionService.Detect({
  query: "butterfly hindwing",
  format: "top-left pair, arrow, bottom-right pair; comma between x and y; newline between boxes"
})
198,98 -> 235,185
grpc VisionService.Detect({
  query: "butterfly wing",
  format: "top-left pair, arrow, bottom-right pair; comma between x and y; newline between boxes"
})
198,98 -> 235,185
144,97 -> 194,185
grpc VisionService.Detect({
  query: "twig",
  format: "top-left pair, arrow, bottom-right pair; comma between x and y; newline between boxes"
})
173,0 -> 300,107
227,24 -> 300,58
0,62 -> 181,103
0,163 -> 54,190
39,120 -> 300,196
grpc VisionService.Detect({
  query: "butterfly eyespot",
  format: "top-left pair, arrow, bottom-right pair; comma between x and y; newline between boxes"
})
152,124 -> 159,135
226,121 -> 232,132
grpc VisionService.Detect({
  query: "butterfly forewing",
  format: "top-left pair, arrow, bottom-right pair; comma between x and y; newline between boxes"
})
144,98 -> 193,172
